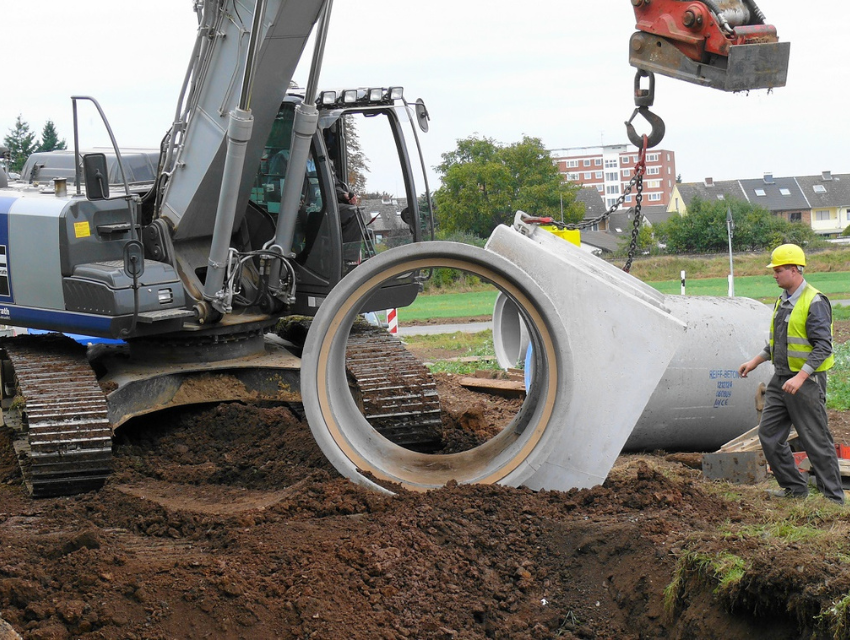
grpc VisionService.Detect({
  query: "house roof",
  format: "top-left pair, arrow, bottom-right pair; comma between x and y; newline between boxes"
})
359,197 -> 410,233
795,172 -> 850,208
674,179 -> 747,209
575,186 -> 608,220
639,204 -> 674,226
607,211 -> 637,238
738,175 -> 809,212
579,230 -> 620,253
607,204 -> 671,234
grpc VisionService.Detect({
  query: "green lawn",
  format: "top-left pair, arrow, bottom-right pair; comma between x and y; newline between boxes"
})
396,289 -> 499,323
395,272 -> 850,408
650,271 -> 850,301
400,273 -> 850,323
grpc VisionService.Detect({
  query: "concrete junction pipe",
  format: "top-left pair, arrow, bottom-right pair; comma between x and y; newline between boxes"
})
301,215 -> 738,494
494,290 -> 772,451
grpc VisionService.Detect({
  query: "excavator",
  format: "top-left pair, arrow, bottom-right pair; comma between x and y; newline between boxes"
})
0,0 -> 788,497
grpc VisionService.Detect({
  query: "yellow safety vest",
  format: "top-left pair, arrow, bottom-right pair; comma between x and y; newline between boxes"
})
770,284 -> 835,372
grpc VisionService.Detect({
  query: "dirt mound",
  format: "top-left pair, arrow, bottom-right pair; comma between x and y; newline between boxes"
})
0,400 -> 838,640
2,324 -> 850,638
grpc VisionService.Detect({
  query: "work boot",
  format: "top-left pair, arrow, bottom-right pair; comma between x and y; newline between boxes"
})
766,488 -> 808,500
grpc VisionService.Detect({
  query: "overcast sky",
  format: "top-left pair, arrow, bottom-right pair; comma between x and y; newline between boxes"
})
2,1 -> 847,195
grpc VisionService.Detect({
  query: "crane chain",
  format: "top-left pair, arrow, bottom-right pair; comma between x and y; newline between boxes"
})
551,135 -> 648,272
623,141 -> 647,274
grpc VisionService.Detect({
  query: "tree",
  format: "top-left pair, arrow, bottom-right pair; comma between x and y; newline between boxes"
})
37,120 -> 66,153
434,135 -> 582,237
654,197 -> 822,254
342,115 -> 369,194
3,116 -> 37,173
615,222 -> 656,256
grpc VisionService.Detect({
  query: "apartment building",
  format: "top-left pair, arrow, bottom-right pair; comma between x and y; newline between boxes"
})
551,144 -> 677,210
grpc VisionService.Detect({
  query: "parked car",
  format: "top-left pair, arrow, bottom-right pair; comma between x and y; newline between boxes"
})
19,148 -> 160,186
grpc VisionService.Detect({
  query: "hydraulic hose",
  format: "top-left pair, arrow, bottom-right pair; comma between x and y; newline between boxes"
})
743,0 -> 766,24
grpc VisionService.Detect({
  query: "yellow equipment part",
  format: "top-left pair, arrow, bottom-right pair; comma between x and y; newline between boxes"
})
540,225 -> 580,247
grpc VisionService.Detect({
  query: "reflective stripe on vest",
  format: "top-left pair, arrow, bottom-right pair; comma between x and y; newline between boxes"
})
769,284 -> 834,372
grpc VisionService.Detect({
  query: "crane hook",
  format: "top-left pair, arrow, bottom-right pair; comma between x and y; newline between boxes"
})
626,69 -> 665,148
625,106 -> 666,149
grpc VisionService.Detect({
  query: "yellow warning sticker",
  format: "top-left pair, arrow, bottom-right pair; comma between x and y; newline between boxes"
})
74,221 -> 91,238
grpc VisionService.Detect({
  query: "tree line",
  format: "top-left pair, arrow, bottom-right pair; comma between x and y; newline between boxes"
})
431,134 -> 828,255
3,117 -> 827,255
2,116 -> 67,173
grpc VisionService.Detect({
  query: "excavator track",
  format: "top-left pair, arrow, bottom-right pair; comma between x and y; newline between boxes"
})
0,334 -> 112,498
346,325 -> 443,450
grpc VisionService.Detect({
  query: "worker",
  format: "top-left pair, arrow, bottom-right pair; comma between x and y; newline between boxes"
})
738,244 -> 844,504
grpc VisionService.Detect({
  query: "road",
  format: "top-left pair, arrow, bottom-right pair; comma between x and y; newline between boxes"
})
397,321 -> 492,336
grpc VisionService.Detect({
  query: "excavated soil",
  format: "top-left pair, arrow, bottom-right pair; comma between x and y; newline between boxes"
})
1,324 -> 850,638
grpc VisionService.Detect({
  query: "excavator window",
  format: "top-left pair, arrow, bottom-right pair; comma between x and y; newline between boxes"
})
250,103 -> 330,278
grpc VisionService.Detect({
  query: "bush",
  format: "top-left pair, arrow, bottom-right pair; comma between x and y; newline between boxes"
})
654,197 -> 823,254
422,230 -> 488,292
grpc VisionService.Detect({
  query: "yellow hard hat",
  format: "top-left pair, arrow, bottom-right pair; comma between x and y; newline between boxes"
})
767,243 -> 806,268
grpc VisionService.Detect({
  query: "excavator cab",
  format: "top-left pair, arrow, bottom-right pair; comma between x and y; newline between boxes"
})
248,88 -> 432,317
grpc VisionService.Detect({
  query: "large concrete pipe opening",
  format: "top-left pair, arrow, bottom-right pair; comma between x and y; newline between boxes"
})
302,228 -> 690,494
302,241 -> 568,494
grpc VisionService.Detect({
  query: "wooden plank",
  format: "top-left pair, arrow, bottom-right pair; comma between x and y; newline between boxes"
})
469,370 -> 524,382
447,355 -> 497,363
718,426 -> 798,453
459,377 -> 526,398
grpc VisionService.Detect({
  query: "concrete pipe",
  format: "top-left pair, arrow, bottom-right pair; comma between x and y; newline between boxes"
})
493,291 -> 529,370
302,227 -> 687,494
628,295 -> 772,451
492,218 -> 773,452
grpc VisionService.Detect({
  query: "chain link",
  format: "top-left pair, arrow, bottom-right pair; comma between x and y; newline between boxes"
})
623,168 -> 643,273
551,136 -> 648,272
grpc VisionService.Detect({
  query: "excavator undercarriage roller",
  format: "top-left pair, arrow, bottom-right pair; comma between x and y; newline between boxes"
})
346,324 -> 443,451
0,334 -> 112,497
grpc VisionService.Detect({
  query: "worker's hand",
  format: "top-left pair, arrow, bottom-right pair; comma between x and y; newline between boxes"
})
738,358 -> 762,378
782,371 -> 809,395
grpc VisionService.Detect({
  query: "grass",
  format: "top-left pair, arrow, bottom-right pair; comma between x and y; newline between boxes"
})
625,248 -> 850,283
665,490 -> 850,629
732,521 -> 828,545
398,289 -> 498,323
664,550 -> 747,619
828,342 -> 850,411
399,270 -> 850,323
402,329 -> 501,375
818,593 -> 850,640
650,271 -> 850,301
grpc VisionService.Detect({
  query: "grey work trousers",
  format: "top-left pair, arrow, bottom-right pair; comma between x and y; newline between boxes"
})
758,371 -> 845,503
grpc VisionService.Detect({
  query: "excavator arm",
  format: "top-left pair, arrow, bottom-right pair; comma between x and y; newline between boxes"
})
629,0 -> 790,91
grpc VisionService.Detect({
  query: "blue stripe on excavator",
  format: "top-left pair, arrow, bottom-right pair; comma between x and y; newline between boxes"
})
0,305 -> 116,338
